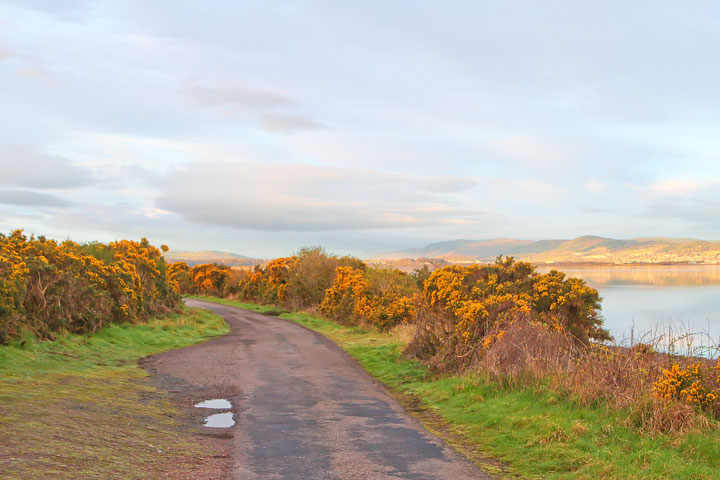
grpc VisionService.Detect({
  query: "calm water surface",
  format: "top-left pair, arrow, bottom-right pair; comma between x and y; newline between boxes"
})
537,265 -> 720,354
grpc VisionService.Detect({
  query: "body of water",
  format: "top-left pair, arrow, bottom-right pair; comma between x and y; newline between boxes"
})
537,265 -> 720,356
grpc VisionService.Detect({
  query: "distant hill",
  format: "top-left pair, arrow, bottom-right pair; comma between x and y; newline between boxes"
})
378,236 -> 720,264
164,250 -> 261,267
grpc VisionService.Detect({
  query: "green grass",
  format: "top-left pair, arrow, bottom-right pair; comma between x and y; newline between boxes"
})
190,296 -> 720,480
0,307 -> 230,479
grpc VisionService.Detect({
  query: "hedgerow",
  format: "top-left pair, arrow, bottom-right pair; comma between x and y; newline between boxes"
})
0,230 -> 177,343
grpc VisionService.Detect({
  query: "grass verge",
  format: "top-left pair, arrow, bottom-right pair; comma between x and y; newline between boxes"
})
0,307 -> 230,480
189,295 -> 720,480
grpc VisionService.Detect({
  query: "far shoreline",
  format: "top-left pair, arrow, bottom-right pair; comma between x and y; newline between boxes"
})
367,259 -> 720,270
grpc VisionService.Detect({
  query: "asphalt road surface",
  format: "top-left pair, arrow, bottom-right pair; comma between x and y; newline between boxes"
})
145,299 -> 490,479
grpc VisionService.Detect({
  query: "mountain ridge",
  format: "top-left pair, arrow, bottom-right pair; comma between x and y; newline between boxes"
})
376,236 -> 720,264
164,250 -> 260,266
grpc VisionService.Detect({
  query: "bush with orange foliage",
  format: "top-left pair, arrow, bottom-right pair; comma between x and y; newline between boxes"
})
235,246 -> 367,310
237,256 -> 298,305
189,263 -> 233,296
653,360 -> 720,412
167,261 -> 192,293
0,234 -> 28,331
320,266 -> 374,324
408,256 -> 610,370
0,230 -> 178,343
321,266 -> 418,330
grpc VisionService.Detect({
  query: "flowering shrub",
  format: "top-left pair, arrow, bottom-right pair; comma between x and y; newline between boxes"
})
320,267 -> 374,323
0,233 -> 28,326
653,361 -> 720,411
0,230 -> 177,343
321,266 -> 418,330
237,256 -> 298,304
422,257 -> 608,347
189,263 -> 233,296
235,247 -> 368,309
167,261 -> 191,293
406,257 -> 610,370
374,295 -> 417,330
531,270 -> 609,343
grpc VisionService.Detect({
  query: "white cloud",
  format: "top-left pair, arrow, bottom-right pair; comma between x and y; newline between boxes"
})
639,198 -> 720,229
189,83 -> 296,112
421,176 -> 477,193
16,64 -> 56,81
4,2 -> 720,251
647,179 -> 716,196
585,179 -> 608,192
491,136 -> 574,165
0,189 -> 75,207
156,161 -> 483,231
47,204 -> 187,245
0,144 -> 94,189
2,0 -> 97,21
260,113 -> 323,134
488,177 -> 558,197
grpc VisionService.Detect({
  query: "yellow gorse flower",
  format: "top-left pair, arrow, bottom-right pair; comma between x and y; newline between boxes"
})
653,362 -> 720,410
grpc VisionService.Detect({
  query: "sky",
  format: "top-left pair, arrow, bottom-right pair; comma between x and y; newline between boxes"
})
1,1 -> 720,258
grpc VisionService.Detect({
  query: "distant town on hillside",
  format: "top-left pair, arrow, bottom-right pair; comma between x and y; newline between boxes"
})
165,236 -> 720,267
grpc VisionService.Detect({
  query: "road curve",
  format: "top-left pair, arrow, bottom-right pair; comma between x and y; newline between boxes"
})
144,299 -> 490,479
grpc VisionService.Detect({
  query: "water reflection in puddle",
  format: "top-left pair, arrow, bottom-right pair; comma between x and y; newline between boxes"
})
195,398 -> 234,428
203,412 -> 235,428
195,398 -> 232,409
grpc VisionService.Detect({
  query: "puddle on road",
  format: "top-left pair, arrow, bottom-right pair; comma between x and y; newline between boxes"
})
195,398 -> 232,409
195,398 -> 235,428
203,412 -> 235,428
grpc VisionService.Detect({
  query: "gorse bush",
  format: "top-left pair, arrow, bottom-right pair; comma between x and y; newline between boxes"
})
653,361 -> 720,412
408,256 -> 610,370
191,263 -> 233,296
178,246 -> 417,331
167,262 -> 238,297
320,266 -> 374,324
320,266 -> 418,330
229,246 -> 369,311
0,230 -> 177,343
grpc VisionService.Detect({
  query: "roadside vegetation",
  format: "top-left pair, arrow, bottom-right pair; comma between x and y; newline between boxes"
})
0,230 -> 178,343
0,307 -> 230,479
192,296 -> 720,479
2,226 -> 718,478
177,246 -> 720,478
0,230 -> 231,478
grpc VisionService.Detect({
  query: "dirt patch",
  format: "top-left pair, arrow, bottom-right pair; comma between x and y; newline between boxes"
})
0,369 -> 232,480
140,355 -> 241,451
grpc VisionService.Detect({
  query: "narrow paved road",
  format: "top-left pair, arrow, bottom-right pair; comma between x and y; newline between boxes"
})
145,299 -> 490,479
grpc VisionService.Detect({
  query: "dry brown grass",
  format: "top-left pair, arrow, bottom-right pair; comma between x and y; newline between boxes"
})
477,319 -> 575,387
630,396 -> 711,434
406,310 -> 720,434
389,322 -> 418,344
555,342 -> 718,434
558,343 -> 661,409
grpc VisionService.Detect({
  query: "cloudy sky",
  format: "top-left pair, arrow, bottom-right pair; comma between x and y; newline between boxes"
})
1,1 -> 719,257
